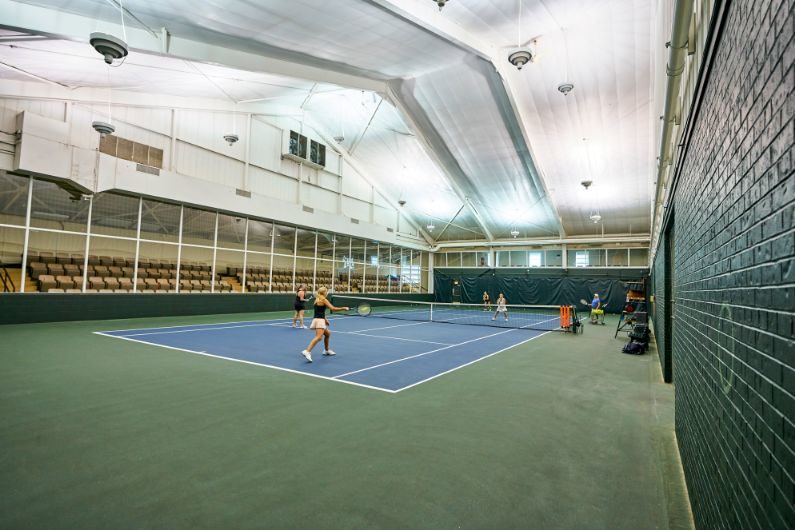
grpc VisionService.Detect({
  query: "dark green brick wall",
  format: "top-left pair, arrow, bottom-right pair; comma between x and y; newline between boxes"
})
653,0 -> 795,528
651,236 -> 668,381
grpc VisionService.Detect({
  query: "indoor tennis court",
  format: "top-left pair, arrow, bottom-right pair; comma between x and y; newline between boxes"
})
96,300 -> 564,392
2,0 -> 793,529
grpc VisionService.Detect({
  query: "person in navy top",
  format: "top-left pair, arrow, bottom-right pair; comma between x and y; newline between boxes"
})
301,286 -> 349,363
292,285 -> 308,329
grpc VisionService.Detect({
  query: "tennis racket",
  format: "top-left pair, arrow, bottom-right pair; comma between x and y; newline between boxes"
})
580,298 -> 607,306
339,303 -> 371,316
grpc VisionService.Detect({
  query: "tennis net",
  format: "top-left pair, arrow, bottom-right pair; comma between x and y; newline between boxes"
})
330,295 -> 579,332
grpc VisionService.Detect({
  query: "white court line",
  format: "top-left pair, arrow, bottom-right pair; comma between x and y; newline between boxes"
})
394,330 -> 552,393
115,317 -> 429,338
332,327 -> 524,379
339,321 -> 431,332
117,320 -> 301,337
336,330 -> 449,346
93,332 -> 397,394
99,315 -> 296,334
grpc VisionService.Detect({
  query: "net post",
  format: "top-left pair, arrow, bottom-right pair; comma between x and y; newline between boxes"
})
430,302 -> 433,322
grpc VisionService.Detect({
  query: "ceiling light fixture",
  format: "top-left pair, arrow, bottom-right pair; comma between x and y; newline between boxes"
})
427,222 -> 435,232
89,0 -> 128,65
508,0 -> 535,70
432,0 -> 449,12
510,228 -> 520,238
92,120 -> 115,137
557,82 -> 574,95
90,32 -> 128,65
92,59 -> 116,137
581,179 -> 592,189
589,214 -> 602,224
223,133 -> 239,146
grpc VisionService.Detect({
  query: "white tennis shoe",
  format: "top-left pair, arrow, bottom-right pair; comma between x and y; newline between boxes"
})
301,350 -> 313,362
323,350 -> 336,356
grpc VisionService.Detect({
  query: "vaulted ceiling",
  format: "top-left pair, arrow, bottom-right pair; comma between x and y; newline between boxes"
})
0,0 -> 656,243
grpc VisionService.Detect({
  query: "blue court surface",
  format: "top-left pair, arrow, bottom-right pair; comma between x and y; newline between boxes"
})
96,314 -> 553,392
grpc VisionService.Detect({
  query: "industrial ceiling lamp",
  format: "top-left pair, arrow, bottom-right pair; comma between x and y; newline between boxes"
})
508,0 -> 535,70
432,0 -> 449,12
89,0 -> 128,65
223,105 -> 239,146
92,64 -> 115,137
510,228 -> 520,238
557,28 -> 574,95
426,222 -> 435,232
557,82 -> 574,95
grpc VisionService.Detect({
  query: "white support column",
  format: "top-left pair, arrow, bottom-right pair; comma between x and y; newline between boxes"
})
175,205 -> 183,292
81,196 -> 93,292
241,218 -> 249,293
428,252 -> 434,295
132,198 -> 143,292
311,231 -> 318,292
268,222 -> 275,293
374,243 -> 379,294
388,245 -> 392,293
210,212 -> 218,292
347,238 -> 352,293
19,176 -> 33,293
561,244 -> 568,270
291,229 -> 297,290
331,235 -> 336,293
361,241 -> 366,293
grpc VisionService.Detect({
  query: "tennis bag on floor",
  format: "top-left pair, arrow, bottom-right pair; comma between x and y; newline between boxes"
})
629,325 -> 650,343
622,341 -> 647,355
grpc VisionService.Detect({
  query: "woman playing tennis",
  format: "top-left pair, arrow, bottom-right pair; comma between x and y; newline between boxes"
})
301,286 -> 350,362
292,284 -> 308,328
492,293 -> 509,321
482,291 -> 491,311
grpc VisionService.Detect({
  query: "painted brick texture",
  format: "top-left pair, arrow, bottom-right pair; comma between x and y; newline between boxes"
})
658,0 -> 795,528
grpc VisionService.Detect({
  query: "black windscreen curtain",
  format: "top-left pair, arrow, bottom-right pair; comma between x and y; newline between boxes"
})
434,272 -> 630,313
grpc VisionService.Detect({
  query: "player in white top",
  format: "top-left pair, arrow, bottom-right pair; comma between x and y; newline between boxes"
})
492,293 -> 508,321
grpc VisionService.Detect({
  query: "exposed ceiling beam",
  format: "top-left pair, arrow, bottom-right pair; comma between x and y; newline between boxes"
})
385,82 -> 495,241
0,0 -> 387,93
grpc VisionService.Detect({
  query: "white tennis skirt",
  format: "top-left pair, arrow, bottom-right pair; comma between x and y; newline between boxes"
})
309,318 -> 327,329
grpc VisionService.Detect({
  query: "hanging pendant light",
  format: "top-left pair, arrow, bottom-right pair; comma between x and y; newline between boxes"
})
508,0 -> 535,70
92,64 -> 115,137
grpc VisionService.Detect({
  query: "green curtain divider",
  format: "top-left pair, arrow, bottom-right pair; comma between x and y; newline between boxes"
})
434,269 -> 647,313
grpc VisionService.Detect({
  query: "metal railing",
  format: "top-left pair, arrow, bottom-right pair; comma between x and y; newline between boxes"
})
0,265 -> 17,293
